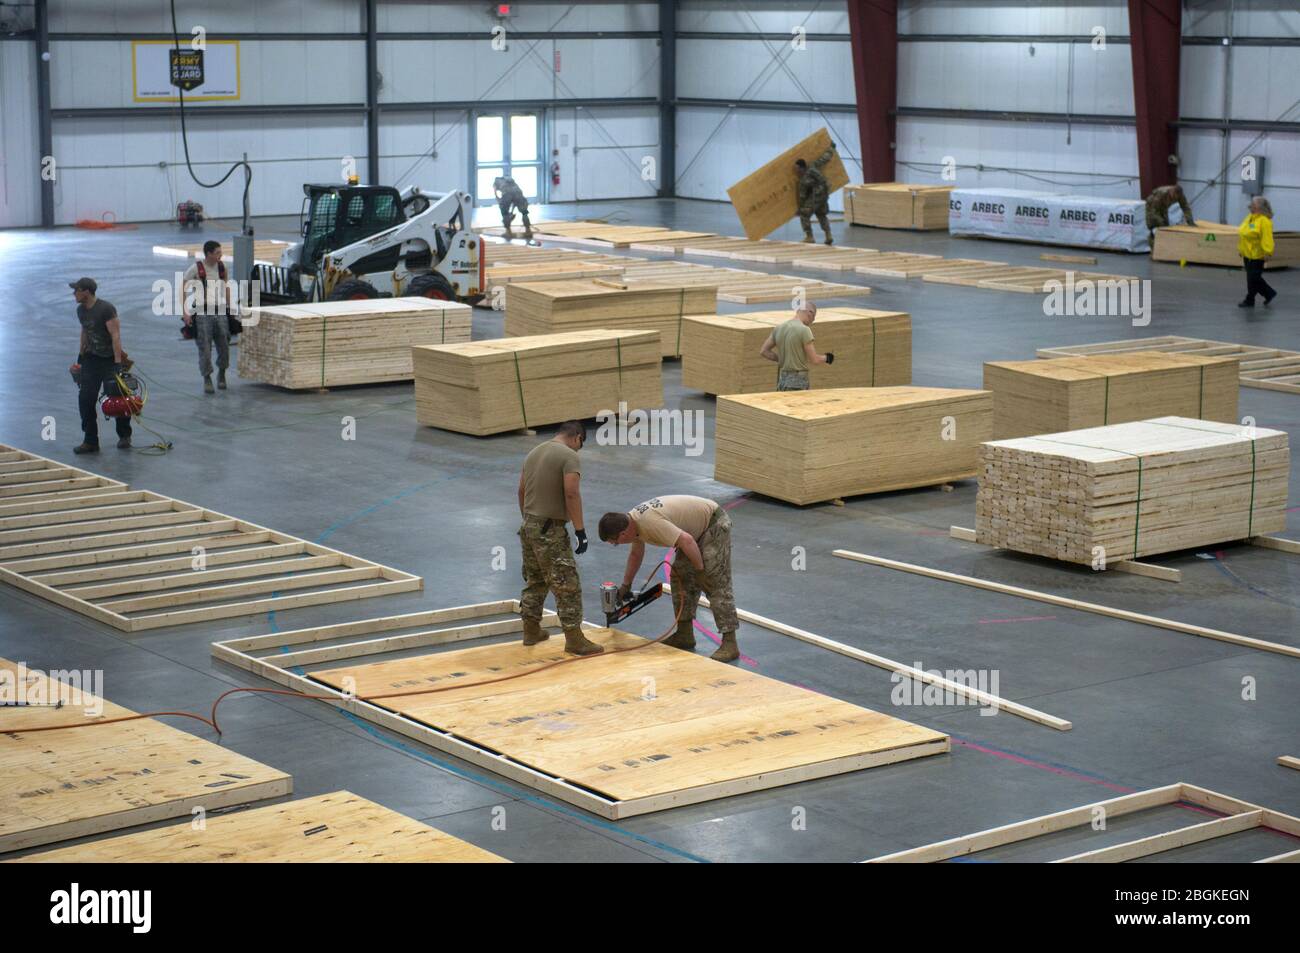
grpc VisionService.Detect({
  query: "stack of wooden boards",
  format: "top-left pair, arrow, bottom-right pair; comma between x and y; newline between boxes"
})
618,259 -> 872,305
681,308 -> 911,395
715,387 -> 992,504
239,297 -> 471,389
984,352 -> 1240,439
1153,221 -> 1298,268
976,417 -> 1289,564
152,239 -> 291,265
1038,336 -> 1300,397
413,330 -> 663,435
503,279 -> 714,357
525,222 -> 717,248
483,242 -> 627,291
843,183 -> 954,230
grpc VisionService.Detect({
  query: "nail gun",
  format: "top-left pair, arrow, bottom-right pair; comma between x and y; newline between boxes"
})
600,581 -> 664,626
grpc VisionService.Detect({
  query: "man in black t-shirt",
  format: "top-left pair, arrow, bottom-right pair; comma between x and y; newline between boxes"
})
69,277 -> 132,454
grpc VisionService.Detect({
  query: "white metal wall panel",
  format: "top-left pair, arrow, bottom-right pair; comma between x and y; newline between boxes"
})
898,1 -> 1129,36
378,111 -> 470,196
678,38 -> 855,103
678,1 -> 849,34
378,3 -> 658,33
48,0 -> 361,34
1184,0 -> 1300,38
552,106 -> 662,201
1178,127 -> 1300,224
0,42 -> 41,228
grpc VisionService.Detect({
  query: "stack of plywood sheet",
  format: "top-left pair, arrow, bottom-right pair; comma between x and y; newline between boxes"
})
727,127 -> 849,240
984,352 -> 1240,439
503,279 -> 715,357
976,417 -> 1289,564
618,260 -> 871,305
715,387 -> 992,504
1038,335 -> 1300,397
1152,221 -> 1298,268
413,329 -> 663,435
239,297 -> 472,389
681,308 -> 911,395
844,183 -> 954,230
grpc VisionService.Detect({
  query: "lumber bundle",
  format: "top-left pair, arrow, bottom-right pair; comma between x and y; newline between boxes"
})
1037,335 -> 1300,397
681,308 -> 911,395
619,259 -> 871,305
239,297 -> 471,389
984,352 -> 1240,439
726,127 -> 850,240
1152,221 -> 1298,268
503,279 -> 714,357
152,239 -> 291,265
715,387 -> 992,504
413,330 -> 663,435
529,222 -> 717,248
844,183 -> 954,230
976,417 -> 1289,564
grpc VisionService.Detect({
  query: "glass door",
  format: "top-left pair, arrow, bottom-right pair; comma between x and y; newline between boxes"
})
474,112 -> 543,207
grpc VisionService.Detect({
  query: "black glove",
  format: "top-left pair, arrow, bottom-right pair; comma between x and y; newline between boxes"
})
573,529 -> 588,555
824,352 -> 835,365
617,583 -> 633,603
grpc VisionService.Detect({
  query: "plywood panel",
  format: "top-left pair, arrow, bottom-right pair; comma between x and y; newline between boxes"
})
726,127 -> 849,240
310,628 -> 947,804
13,791 -> 505,863
0,658 -> 290,852
1152,221 -> 1298,268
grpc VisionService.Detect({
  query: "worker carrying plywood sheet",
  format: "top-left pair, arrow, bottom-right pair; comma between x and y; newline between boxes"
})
727,127 -> 849,241
598,496 -> 740,662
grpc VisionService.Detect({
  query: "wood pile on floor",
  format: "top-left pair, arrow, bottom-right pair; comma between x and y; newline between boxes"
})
502,279 -> 714,357
681,308 -> 910,395
152,238 -> 291,265
715,387 -> 992,504
1037,336 -> 1300,397
619,259 -> 871,305
984,352 -> 1240,439
413,329 -> 663,435
976,417 -> 1289,564
843,183 -> 954,230
527,222 -> 717,248
1152,221 -> 1298,268
239,297 -> 471,389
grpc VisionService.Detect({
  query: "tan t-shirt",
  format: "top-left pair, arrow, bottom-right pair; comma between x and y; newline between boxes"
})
773,318 -> 814,373
629,495 -> 719,548
521,441 -> 579,521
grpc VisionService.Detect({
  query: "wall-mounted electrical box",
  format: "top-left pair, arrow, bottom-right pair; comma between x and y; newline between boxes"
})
1241,155 -> 1265,196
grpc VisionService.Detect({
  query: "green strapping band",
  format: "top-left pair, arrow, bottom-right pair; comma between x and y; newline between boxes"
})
1248,438 -> 1256,538
1132,456 -> 1143,558
615,337 -> 624,404
512,351 -> 529,429
871,317 -> 877,385
1103,375 -> 1110,424
319,315 -> 328,389
674,287 -> 686,358
1198,365 -> 1204,418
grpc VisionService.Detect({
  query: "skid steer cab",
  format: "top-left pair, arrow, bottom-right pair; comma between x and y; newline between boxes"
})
252,184 -> 484,305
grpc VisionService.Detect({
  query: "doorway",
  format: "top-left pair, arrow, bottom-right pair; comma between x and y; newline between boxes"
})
473,112 -> 544,208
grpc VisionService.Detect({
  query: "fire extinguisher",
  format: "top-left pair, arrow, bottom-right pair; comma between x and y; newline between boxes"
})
551,160 -> 560,187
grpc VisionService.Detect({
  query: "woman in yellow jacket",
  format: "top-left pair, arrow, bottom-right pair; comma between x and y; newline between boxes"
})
1238,196 -> 1277,308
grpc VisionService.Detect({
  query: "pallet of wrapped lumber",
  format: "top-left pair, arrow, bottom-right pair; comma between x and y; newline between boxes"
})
238,297 -> 472,389
715,387 -> 991,504
984,352 -> 1240,439
503,279 -> 714,357
681,308 -> 911,395
844,183 -> 954,230
413,329 -> 664,435
1152,221 -> 1298,268
726,127 -> 850,240
976,417 -> 1289,564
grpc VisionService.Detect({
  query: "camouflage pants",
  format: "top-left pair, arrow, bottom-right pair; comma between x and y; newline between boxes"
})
670,509 -> 739,635
194,313 -> 230,377
778,370 -> 810,391
500,199 -> 532,232
799,202 -> 831,237
519,515 -> 582,629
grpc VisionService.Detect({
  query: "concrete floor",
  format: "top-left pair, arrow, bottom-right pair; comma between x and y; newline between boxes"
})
2,198 -> 1297,863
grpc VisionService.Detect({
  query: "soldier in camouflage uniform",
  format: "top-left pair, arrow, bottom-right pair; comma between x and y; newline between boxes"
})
1144,184 -> 1195,241
795,145 -> 836,245
517,421 -> 602,656
494,175 -> 533,239
598,496 -> 741,663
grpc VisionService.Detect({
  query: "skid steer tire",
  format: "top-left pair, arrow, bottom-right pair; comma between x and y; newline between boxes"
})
406,273 -> 455,301
328,279 -> 380,301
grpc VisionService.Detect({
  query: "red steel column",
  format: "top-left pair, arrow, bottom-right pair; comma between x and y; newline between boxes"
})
1128,0 -> 1183,195
846,0 -> 899,182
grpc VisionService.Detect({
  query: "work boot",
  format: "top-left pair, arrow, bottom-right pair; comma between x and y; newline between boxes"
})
217,370 -> 227,390
661,621 -> 696,651
73,442 -> 99,455
521,618 -> 549,646
710,632 -> 740,663
116,437 -> 131,449
563,628 -> 604,656
824,234 -> 834,246
802,233 -> 815,243
203,375 -> 215,394
503,227 -> 515,239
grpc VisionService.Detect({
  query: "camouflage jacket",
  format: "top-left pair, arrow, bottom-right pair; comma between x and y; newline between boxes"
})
797,148 -> 834,208
1145,185 -> 1192,224
495,177 -> 527,206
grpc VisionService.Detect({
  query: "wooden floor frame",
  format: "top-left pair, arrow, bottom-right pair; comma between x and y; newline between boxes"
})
211,600 -> 948,820
865,783 -> 1300,863
0,445 -> 420,631
1038,335 -> 1300,396
833,549 -> 1300,659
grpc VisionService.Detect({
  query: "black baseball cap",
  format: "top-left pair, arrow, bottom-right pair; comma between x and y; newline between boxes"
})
69,277 -> 97,293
